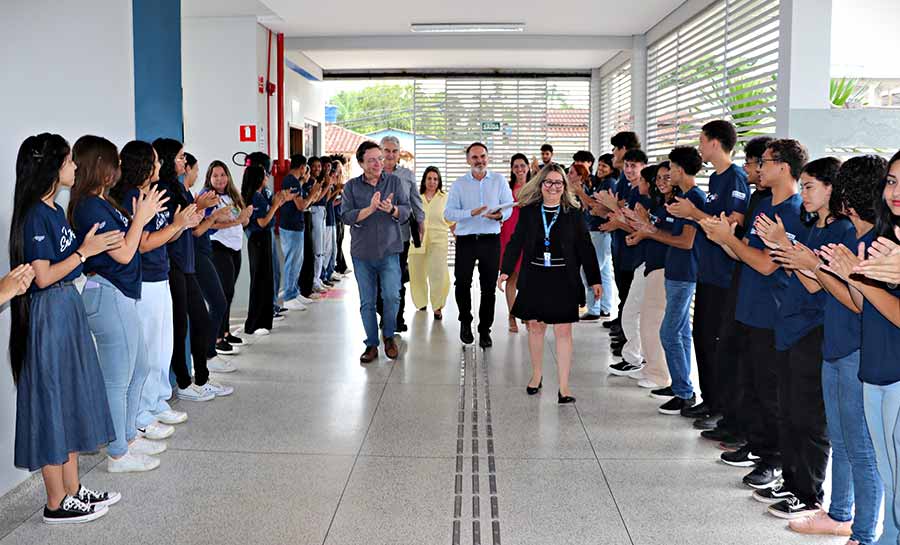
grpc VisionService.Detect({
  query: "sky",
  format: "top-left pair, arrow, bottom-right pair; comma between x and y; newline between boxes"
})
831,0 -> 900,78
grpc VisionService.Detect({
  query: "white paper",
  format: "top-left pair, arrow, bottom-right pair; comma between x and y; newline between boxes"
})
480,201 -> 516,217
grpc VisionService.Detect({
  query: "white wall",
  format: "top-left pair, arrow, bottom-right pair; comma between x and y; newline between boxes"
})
0,0 -> 136,498
831,0 -> 900,78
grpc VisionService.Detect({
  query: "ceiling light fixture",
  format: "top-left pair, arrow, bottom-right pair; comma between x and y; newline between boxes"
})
410,23 -> 525,33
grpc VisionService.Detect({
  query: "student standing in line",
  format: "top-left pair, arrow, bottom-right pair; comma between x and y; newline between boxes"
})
241,165 -> 290,336
278,154 -> 315,310
701,139 -> 810,490
203,161 -> 253,349
666,120 -> 749,422
153,138 -> 233,402
307,156 -> 330,294
499,153 -> 530,332
409,166 -> 454,319
113,141 -> 195,440
770,156 -> 883,540
822,151 -> 900,545
498,164 -> 601,403
10,133 -> 122,523
69,135 -> 170,473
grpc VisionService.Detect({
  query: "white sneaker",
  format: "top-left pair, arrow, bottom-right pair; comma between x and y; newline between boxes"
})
176,384 -> 216,401
284,298 -> 308,311
330,273 -> 342,282
156,409 -> 187,425
251,328 -> 270,336
306,292 -> 322,300
207,356 -> 237,374
637,379 -> 662,389
200,381 -> 234,397
129,437 -> 167,456
314,285 -> 328,293
296,294 -> 315,304
140,420 -> 175,440
107,452 -> 160,473
628,370 -> 645,381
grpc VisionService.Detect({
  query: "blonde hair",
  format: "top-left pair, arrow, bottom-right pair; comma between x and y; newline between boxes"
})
515,163 -> 580,210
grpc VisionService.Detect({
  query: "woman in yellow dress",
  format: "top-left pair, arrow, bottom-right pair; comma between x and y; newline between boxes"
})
409,166 -> 454,319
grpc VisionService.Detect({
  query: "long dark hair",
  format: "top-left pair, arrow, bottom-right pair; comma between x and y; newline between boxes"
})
419,166 -> 443,195
68,135 -> 123,231
801,157 -> 843,227
204,160 -> 244,208
875,150 -> 900,242
9,133 -> 71,382
111,140 -> 156,209
509,153 -> 531,190
837,155 -> 885,229
241,166 -> 266,206
152,138 -> 182,184
649,161 -> 672,208
598,153 -> 618,179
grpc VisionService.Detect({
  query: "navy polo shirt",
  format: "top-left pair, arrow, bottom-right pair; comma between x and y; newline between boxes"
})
735,193 -> 808,330
245,191 -> 272,236
193,191 -> 213,256
279,174 -> 307,231
860,231 -> 900,384
583,175 -> 616,231
824,226 -> 873,360
644,202 -> 674,275
23,202 -> 81,291
697,164 -> 750,287
610,173 -> 631,266
72,196 -> 142,299
664,186 -> 706,282
123,186 -> 170,282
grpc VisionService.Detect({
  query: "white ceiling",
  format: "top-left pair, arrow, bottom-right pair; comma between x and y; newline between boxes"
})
182,0 -> 684,72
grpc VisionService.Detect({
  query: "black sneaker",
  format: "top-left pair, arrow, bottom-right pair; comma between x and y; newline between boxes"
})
43,495 -> 107,524
602,317 -> 620,329
600,311 -> 611,318
699,426 -> 737,442
609,361 -> 644,377
460,323 -> 474,345
277,306 -> 289,314
692,414 -> 721,430
609,361 -> 631,372
680,401 -> 712,419
752,482 -> 794,504
76,484 -> 121,508
743,464 -> 782,489
479,334 -> 493,348
579,313 -> 601,321
273,312 -> 285,321
225,333 -> 243,345
215,340 -> 238,355
720,444 -> 760,467
649,386 -> 676,400
658,395 -> 696,415
767,496 -> 819,519
396,323 -> 408,333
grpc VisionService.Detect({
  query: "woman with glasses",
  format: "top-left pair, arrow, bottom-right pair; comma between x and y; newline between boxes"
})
498,164 -> 601,404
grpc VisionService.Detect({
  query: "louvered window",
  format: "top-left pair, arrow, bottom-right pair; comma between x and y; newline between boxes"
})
598,61 -> 633,153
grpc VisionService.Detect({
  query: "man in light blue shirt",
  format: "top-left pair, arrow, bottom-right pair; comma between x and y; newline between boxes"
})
444,142 -> 514,347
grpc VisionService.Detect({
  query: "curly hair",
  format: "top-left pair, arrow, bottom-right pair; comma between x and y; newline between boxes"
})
767,139 -> 809,179
111,140 -> 156,208
836,155 -> 887,227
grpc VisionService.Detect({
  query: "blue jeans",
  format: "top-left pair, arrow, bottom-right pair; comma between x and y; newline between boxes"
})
582,231 -> 613,314
280,228 -> 305,301
824,351 -> 882,545
864,381 -> 900,545
82,277 -> 150,458
310,206 -> 326,288
660,279 -> 696,399
353,254 -> 401,347
323,225 -> 337,281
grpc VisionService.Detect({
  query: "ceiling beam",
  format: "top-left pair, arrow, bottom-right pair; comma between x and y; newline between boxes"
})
285,34 -> 633,52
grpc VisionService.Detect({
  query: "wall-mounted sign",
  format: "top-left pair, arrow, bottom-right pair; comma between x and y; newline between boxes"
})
240,125 -> 257,142
481,121 -> 501,132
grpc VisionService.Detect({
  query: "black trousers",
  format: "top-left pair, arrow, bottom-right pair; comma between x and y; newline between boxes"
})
693,282 -> 730,412
377,241 -> 410,326
777,326 -> 829,506
335,218 -> 347,274
299,212 -> 316,297
613,267 -> 634,321
195,251 -> 228,358
245,230 -> 274,334
454,234 -> 501,334
211,241 -> 241,338
169,266 -> 210,389
740,325 -> 781,468
714,268 -> 745,436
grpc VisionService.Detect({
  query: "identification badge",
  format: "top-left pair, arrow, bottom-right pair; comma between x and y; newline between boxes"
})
543,252 -> 552,267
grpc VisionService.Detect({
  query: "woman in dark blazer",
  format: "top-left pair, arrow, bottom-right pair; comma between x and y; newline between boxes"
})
498,164 -> 602,403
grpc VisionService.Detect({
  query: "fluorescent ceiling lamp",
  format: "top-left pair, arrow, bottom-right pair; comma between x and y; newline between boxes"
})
410,23 -> 525,33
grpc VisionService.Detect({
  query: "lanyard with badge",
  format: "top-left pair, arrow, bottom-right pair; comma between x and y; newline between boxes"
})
541,206 -> 559,267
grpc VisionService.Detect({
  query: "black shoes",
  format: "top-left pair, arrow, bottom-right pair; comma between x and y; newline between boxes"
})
75,484 -> 120,508
579,313 -> 601,321
558,391 -> 576,404
720,445 -> 760,467
608,360 -> 644,377
460,323 -> 474,345
602,317 -> 620,329
752,483 -> 794,504
225,333 -> 243,345
600,311 -> 611,318
43,496 -> 107,525
649,386 -> 675,400
743,464 -> 783,489
479,334 -> 492,348
692,414 -> 721,430
396,322 -> 408,333
658,394 -> 696,415
767,497 -> 819,519
215,339 -> 238,355
680,401 -> 712,419
526,377 -> 543,395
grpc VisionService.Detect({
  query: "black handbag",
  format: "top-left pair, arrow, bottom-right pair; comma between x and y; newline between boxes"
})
409,215 -> 422,248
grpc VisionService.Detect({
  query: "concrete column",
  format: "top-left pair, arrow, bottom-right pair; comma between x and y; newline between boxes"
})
134,0 -> 184,141
630,35 -> 648,148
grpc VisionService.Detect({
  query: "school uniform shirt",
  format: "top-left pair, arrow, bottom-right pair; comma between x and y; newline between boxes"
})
209,194 -> 243,252
325,200 -> 336,227
582,175 -> 616,231
737,187 -> 772,239
122,186 -> 170,282
697,165 -> 750,288
279,174 -> 307,232
192,191 -> 213,256
735,193 -> 808,330
160,180 -> 196,274
72,196 -> 142,300
664,186 -> 707,282
245,191 -> 272,236
860,262 -> 900,385
775,217 -> 855,351
644,202 -> 675,276
23,202 -> 81,291
611,174 -> 640,270
823,227 -> 874,361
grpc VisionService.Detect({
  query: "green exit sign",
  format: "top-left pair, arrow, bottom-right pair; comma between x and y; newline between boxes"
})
481,121 -> 501,132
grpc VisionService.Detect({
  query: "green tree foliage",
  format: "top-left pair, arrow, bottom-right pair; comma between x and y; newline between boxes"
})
330,84 -> 414,134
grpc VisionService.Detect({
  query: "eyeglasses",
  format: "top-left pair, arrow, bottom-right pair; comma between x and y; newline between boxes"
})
542,180 -> 564,188
759,158 -> 781,166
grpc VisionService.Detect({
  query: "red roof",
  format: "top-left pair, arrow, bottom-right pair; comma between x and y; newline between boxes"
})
547,108 -> 589,136
325,124 -> 371,154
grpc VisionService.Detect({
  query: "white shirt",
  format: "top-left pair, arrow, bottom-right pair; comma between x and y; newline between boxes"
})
444,170 -> 514,236
210,194 -> 244,251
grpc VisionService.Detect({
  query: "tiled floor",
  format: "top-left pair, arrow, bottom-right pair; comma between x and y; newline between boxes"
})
0,278 -> 851,545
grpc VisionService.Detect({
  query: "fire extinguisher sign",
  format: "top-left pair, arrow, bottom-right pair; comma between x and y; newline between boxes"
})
239,125 -> 257,142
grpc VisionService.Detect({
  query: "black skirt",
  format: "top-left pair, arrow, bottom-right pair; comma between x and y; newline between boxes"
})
511,262 -> 580,324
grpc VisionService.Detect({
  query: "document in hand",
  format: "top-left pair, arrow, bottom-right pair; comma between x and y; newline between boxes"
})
481,201 -> 516,217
